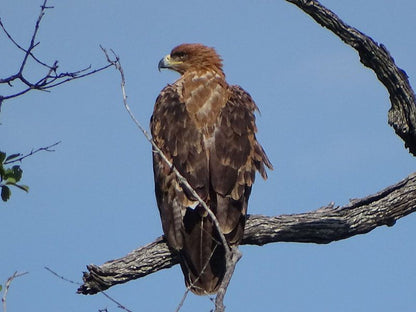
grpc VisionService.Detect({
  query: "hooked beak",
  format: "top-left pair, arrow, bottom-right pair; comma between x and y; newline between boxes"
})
158,54 -> 171,72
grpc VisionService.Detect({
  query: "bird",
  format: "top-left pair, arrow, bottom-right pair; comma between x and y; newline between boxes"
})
150,43 -> 272,295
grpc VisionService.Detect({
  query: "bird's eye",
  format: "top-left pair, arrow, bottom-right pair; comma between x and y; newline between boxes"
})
171,51 -> 186,60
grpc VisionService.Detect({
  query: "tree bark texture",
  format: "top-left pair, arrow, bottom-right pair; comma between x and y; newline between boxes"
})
78,172 -> 416,295
78,0 -> 416,298
287,0 -> 416,155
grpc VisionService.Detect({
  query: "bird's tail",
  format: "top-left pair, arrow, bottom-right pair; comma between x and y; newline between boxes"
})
179,210 -> 226,295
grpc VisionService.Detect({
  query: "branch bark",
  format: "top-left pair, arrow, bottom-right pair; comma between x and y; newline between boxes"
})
78,172 -> 416,295
2,272 -> 28,312
286,0 -> 416,155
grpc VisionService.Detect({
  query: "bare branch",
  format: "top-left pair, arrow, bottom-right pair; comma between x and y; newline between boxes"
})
44,266 -> 81,286
214,247 -> 242,312
18,0 -> 51,74
4,141 -> 61,165
0,19 -> 50,69
77,172 -> 416,295
45,267 -> 132,312
100,292 -> 133,312
286,0 -> 416,156
175,289 -> 191,312
39,63 -> 114,90
2,271 -> 28,312
0,0 -> 114,109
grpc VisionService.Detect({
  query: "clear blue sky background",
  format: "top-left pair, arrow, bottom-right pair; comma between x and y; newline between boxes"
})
1,0 -> 415,311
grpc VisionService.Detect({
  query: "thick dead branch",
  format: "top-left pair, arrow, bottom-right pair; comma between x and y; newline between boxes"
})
78,172 -> 416,295
286,0 -> 416,155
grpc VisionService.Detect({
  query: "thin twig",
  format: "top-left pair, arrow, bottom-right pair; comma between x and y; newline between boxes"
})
175,289 -> 191,312
2,271 -> 29,312
214,248 -> 242,312
4,141 -> 61,165
100,291 -> 133,312
0,0 -> 113,109
18,0 -> 50,74
45,267 -> 132,312
41,63 -> 113,90
44,267 -> 81,285
175,246 -> 218,312
0,19 -> 51,69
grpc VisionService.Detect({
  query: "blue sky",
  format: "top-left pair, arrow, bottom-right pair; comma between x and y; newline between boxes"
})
1,0 -> 415,311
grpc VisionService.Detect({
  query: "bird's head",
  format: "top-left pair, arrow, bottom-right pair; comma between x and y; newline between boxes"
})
158,43 -> 224,75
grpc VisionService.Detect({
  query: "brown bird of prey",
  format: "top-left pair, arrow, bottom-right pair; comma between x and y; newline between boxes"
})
151,43 -> 272,295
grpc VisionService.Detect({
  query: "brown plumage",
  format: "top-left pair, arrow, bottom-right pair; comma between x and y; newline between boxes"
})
151,43 -> 272,295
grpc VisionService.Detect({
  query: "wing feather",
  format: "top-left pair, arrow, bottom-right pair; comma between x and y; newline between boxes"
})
209,85 -> 272,242
151,82 -> 272,294
151,85 -> 209,249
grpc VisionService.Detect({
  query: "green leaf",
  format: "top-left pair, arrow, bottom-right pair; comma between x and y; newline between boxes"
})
14,184 -> 29,192
5,153 -> 21,162
1,185 -> 11,202
0,284 -> 2,291
4,168 -> 13,179
4,166 -> 22,182
0,152 -> 6,164
5,177 -> 17,184
11,165 -> 22,182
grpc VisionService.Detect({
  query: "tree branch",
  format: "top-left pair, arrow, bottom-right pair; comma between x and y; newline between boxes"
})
2,271 -> 28,312
3,141 -> 61,165
286,0 -> 416,155
44,267 -> 133,312
0,0 -> 114,108
78,172 -> 416,295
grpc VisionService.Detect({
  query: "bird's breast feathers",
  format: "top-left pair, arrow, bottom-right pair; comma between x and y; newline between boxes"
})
175,71 -> 230,129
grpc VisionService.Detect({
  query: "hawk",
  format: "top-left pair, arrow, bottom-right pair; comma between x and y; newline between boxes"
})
151,43 -> 272,295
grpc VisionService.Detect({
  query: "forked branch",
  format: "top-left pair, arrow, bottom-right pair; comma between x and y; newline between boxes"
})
2,272 -> 28,312
0,0 -> 113,108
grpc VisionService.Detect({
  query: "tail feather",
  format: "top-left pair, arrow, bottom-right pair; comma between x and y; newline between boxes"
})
180,208 -> 226,295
